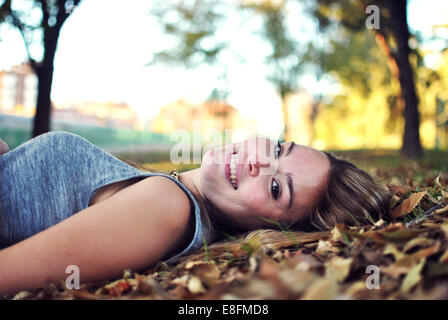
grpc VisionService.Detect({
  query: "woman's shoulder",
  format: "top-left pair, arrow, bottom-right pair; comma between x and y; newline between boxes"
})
141,175 -> 192,213
122,176 -> 194,244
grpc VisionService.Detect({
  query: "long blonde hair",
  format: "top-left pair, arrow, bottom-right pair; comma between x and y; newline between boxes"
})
292,151 -> 392,231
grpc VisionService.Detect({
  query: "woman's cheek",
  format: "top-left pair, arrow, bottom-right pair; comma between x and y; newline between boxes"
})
243,190 -> 266,214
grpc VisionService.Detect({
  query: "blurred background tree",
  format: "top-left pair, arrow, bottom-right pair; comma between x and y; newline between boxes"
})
0,0 -> 446,158
0,0 -> 81,137
307,0 -> 422,158
148,0 -> 306,143
240,0 -> 303,142
148,0 -> 447,158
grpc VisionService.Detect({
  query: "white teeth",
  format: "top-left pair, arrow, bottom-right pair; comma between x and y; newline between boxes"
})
230,153 -> 238,188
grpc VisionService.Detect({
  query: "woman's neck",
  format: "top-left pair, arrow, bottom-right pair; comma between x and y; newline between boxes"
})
178,168 -> 203,199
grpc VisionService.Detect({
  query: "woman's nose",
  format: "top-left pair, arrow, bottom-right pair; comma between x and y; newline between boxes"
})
248,152 -> 271,177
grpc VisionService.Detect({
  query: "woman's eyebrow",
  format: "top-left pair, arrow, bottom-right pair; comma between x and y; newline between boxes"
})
285,141 -> 295,157
287,173 -> 294,210
281,141 -> 296,210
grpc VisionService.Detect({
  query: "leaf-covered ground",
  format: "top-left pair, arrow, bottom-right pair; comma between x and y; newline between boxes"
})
5,149 -> 448,300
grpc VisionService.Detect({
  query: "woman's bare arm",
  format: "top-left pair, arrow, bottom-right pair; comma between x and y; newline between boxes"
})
0,176 -> 192,296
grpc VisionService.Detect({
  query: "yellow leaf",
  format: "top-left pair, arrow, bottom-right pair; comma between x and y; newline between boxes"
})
188,276 -> 206,294
325,257 -> 353,282
380,265 -> 409,279
439,249 -> 448,263
390,191 -> 427,218
400,258 -> 426,293
301,278 -> 339,300
331,225 -> 344,242
403,237 -> 433,253
383,243 -> 405,261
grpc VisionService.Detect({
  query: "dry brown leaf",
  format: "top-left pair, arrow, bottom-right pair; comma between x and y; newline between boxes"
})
374,219 -> 385,227
345,281 -> 369,298
435,205 -> 448,215
301,278 -> 339,300
331,225 -> 345,242
380,265 -> 409,279
383,243 -> 405,261
316,240 -> 339,254
396,242 -> 441,267
288,253 -> 322,271
401,258 -> 426,293
439,249 -> 448,263
278,269 -> 316,294
403,237 -> 433,253
187,276 -> 206,294
387,184 -> 411,198
325,257 -> 353,282
390,191 -> 427,218
187,262 -> 221,288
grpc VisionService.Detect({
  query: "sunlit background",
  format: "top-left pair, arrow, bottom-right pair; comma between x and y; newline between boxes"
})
0,0 -> 447,157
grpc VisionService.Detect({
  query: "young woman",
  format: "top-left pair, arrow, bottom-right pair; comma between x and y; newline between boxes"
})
0,131 -> 391,296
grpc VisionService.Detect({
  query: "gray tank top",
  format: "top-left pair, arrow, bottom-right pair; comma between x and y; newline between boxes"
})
0,131 -> 209,262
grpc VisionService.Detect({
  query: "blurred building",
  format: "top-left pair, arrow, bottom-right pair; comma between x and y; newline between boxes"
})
0,62 -> 38,117
0,63 -> 141,129
53,101 -> 140,129
151,99 -> 258,142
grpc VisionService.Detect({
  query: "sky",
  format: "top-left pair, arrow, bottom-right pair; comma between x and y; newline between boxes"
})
0,0 -> 447,138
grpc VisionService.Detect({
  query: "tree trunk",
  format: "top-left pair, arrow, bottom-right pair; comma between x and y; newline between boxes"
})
32,64 -> 54,137
32,29 -> 59,138
389,0 -> 423,158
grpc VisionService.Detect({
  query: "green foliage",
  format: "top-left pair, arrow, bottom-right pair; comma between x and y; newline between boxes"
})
241,1 -> 303,98
148,0 -> 227,68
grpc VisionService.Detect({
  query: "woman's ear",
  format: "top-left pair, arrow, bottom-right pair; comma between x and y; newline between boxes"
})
0,138 -> 9,155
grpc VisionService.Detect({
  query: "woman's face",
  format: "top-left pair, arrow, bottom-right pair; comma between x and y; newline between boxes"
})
200,137 -> 330,230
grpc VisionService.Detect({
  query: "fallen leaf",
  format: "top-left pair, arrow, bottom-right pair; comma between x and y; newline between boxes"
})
374,219 -> 385,227
403,237 -> 433,253
325,257 -> 353,282
383,243 -> 405,261
289,253 -> 322,271
301,278 -> 339,300
401,258 -> 426,293
345,281 -> 369,298
380,265 -> 409,279
187,276 -> 206,294
185,261 -> 221,287
395,242 -> 441,268
435,205 -> 448,215
316,240 -> 339,254
331,225 -> 345,242
439,249 -> 448,263
278,269 -> 316,294
390,191 -> 427,218
387,184 -> 410,198
378,228 -> 432,242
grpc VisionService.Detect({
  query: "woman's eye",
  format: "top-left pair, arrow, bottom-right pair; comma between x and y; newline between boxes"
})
271,179 -> 280,200
274,140 -> 282,159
